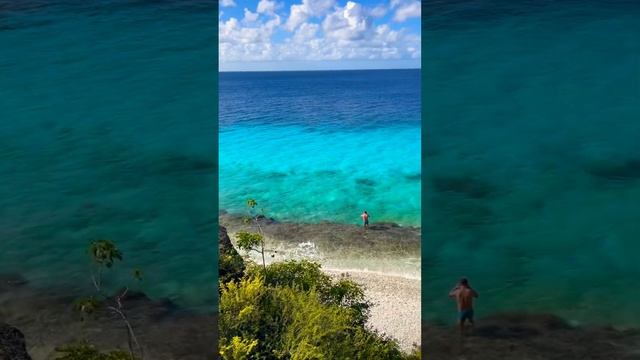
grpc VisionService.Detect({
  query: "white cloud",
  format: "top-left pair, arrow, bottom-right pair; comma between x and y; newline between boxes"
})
220,0 -> 236,7
243,8 -> 260,23
369,4 -> 387,18
391,0 -> 420,22
323,1 -> 371,41
293,22 -> 320,43
285,0 -> 336,31
257,0 -> 277,14
219,0 -> 420,64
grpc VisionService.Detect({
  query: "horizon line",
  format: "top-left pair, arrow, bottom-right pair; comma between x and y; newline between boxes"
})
219,67 -> 421,73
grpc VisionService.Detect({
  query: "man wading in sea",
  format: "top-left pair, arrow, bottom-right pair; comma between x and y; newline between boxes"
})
449,278 -> 479,335
360,210 -> 369,229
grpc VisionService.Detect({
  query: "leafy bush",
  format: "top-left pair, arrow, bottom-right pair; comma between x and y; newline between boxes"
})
219,337 -> 258,360
219,260 -> 408,359
246,260 -> 371,326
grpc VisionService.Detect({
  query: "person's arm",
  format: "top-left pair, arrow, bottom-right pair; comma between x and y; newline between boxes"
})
471,288 -> 479,298
448,286 -> 459,298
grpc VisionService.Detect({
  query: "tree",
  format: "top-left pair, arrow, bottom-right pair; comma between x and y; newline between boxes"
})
72,240 -> 144,360
235,199 -> 269,272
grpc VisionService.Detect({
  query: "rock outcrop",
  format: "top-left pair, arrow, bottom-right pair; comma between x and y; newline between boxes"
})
0,323 -> 32,360
219,226 -> 245,284
422,313 -> 640,360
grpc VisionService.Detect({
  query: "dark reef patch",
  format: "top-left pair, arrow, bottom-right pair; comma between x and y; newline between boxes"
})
429,195 -> 495,229
0,273 -> 28,292
267,171 -> 288,179
585,159 -> 640,181
355,178 -> 376,186
315,170 -> 338,176
430,174 -> 497,199
154,154 -> 216,175
405,173 -> 422,182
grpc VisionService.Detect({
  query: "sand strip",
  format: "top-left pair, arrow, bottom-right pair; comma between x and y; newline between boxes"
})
326,269 -> 421,352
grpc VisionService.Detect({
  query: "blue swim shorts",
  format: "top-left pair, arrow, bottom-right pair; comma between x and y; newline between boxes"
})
459,309 -> 474,322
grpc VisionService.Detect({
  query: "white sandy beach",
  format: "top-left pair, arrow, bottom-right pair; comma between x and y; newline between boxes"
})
227,230 -> 421,352
326,269 -> 421,352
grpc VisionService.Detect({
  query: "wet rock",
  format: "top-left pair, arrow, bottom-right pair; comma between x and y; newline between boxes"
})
219,212 -> 420,256
0,323 -> 32,360
369,222 -> 401,230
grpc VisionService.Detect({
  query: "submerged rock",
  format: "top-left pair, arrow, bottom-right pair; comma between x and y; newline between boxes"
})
405,173 -> 422,182
355,178 -> 376,186
431,174 -> 497,199
0,274 -> 28,292
586,159 -> 640,181
106,289 -> 177,320
0,323 -> 32,360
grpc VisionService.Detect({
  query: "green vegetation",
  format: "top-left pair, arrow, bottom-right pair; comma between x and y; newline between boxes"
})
219,199 -> 417,359
219,250 -> 246,285
219,261 -> 411,359
236,198 -> 269,271
59,240 -> 145,360
55,342 -> 137,360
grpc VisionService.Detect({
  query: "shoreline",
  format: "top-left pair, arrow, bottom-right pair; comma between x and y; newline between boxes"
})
220,212 -> 422,351
325,269 -> 421,352
422,314 -> 640,360
0,274 -> 216,360
4,272 -> 639,359
219,211 -> 421,263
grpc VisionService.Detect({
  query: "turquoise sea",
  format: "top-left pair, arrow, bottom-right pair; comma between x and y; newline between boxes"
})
219,69 -> 421,227
0,1 -> 217,310
423,0 -> 640,326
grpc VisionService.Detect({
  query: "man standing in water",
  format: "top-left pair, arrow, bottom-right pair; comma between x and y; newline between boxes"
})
360,210 -> 369,228
449,278 -> 479,335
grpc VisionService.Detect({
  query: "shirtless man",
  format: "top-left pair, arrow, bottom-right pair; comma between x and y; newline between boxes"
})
449,278 -> 479,335
360,210 -> 369,228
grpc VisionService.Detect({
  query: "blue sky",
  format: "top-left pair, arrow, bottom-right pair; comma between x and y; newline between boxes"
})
219,0 -> 421,71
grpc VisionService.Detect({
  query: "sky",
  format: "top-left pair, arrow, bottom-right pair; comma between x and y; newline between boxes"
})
219,0 -> 421,71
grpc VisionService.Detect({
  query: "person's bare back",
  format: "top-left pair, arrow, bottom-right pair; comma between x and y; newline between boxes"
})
454,286 -> 476,311
449,278 -> 479,334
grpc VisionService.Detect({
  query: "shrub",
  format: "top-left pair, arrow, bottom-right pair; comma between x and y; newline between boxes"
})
219,337 -> 258,360
219,260 -> 408,359
245,260 -> 370,326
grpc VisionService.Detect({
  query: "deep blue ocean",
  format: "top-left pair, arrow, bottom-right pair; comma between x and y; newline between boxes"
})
0,1 -> 217,310
423,0 -> 640,326
219,69 -> 421,226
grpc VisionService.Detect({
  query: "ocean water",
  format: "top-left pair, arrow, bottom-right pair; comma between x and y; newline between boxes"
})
219,70 -> 421,227
0,1 -> 217,310
423,1 -> 640,326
